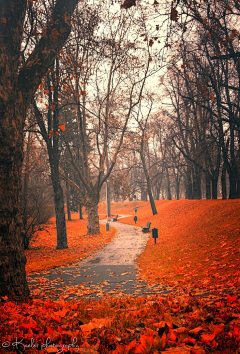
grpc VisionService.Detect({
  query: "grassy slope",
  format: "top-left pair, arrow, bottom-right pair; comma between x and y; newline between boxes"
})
100,199 -> 240,294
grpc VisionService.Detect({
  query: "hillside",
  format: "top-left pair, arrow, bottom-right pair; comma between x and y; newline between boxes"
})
101,199 -> 240,295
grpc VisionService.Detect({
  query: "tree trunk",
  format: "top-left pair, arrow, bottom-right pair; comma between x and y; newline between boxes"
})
166,168 -> 172,200
205,174 -> 211,199
221,165 -> 227,200
140,150 -> 157,215
237,179 -> 240,199
229,173 -> 237,199
66,180 -> 72,221
107,182 -> 111,217
175,173 -> 180,200
186,164 -> 193,199
154,181 -> 161,200
0,103 -> 30,299
79,203 -> 83,219
211,178 -> 218,200
192,167 -> 201,199
0,0 -> 79,299
86,197 -> 100,235
51,163 -> 68,249
141,187 -> 148,201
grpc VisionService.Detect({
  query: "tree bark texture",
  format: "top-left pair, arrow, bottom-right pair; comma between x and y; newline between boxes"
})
86,198 -> 100,235
50,163 -> 68,249
0,101 -> 30,299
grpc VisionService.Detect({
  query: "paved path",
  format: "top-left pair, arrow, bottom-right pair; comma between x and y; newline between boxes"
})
84,216 -> 149,265
28,217 -> 172,300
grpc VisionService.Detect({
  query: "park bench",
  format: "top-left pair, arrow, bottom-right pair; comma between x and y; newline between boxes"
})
112,215 -> 118,221
141,221 -> 151,233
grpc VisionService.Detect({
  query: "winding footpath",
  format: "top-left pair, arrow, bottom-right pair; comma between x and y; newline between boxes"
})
27,216 -> 172,300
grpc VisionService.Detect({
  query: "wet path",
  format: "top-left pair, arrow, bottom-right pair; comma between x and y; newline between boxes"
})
27,217 -> 172,300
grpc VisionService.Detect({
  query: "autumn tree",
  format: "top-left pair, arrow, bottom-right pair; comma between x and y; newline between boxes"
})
0,0 -> 79,298
169,0 -> 240,199
58,4 -> 154,234
33,59 -> 68,249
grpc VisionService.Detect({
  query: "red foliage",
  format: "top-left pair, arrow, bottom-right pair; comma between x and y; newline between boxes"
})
1,201 -> 240,353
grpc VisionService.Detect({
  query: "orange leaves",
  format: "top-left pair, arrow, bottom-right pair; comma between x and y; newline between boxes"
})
201,332 -> 216,345
25,213 -> 116,274
59,124 -> 65,132
209,92 -> 215,100
2,292 -> 240,354
54,307 -> 68,318
80,318 -> 112,333
124,334 -> 154,353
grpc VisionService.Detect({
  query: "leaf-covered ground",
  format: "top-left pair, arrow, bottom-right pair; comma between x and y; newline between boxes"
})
112,200 -> 240,296
1,200 -> 240,353
25,213 -> 116,274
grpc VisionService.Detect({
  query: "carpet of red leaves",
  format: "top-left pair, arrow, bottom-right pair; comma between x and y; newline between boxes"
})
1,200 -> 240,354
113,200 -> 240,294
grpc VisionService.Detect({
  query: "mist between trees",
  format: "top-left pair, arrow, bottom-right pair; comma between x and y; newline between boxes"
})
1,0 -> 240,298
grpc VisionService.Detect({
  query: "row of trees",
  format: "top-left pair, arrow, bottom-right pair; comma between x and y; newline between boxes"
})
0,0 -> 162,298
103,0 -> 240,203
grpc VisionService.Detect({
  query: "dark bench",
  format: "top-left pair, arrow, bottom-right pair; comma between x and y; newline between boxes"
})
141,221 -> 151,233
112,215 -> 118,221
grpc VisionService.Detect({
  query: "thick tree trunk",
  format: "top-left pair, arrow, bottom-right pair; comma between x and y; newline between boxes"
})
51,164 -> 68,249
0,103 -> 29,299
0,0 -> 79,298
211,178 -> 218,200
86,197 -> 100,235
229,173 -> 237,199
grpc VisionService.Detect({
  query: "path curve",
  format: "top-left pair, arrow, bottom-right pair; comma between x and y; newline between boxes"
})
84,215 -> 148,266
28,217 -> 172,300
